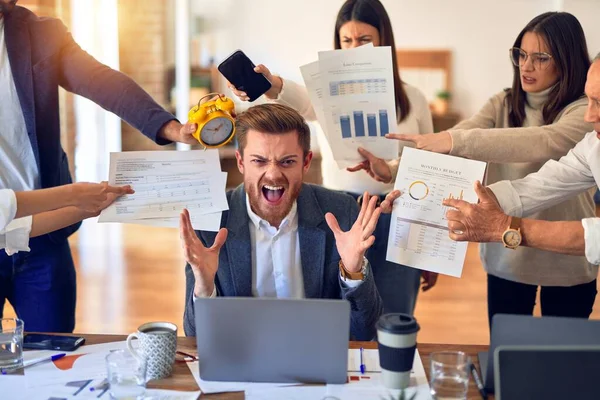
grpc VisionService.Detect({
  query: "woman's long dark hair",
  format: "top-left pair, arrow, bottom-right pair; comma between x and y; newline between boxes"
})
334,0 -> 410,123
507,12 -> 590,127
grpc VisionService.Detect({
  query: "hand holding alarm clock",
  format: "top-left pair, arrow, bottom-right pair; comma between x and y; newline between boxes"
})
188,93 -> 236,148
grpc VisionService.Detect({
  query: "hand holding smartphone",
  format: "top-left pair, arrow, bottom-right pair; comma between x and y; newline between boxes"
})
218,50 -> 272,102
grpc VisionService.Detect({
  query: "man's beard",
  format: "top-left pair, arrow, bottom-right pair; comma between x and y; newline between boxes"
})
0,1 -> 17,14
246,178 -> 302,227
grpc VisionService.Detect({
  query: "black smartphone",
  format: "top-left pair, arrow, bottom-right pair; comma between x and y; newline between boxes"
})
23,333 -> 85,351
218,50 -> 272,102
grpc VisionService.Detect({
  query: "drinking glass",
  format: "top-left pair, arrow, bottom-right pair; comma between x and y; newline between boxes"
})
0,318 -> 24,371
430,351 -> 470,400
106,349 -> 147,399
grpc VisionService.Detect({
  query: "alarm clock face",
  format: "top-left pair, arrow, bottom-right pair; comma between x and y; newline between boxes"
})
200,117 -> 234,146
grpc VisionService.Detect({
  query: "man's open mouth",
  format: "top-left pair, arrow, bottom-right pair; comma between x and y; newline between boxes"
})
262,184 -> 285,204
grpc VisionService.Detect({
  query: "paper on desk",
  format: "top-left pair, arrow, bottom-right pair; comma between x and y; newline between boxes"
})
318,46 -> 399,167
328,348 -> 431,399
347,348 -> 381,372
185,361 -> 292,394
387,147 -> 487,277
99,150 -> 228,224
23,341 -> 129,388
3,375 -> 201,400
244,385 -> 327,399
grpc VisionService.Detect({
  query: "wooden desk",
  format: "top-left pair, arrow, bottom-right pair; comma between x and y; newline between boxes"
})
74,334 -> 491,399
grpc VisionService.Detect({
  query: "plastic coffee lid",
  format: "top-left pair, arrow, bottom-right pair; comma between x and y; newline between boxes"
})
376,313 -> 420,334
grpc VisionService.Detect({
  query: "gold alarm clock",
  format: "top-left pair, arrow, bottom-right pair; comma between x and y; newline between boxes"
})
188,93 -> 236,148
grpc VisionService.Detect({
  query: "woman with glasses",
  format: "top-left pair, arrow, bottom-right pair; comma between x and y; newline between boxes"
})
227,0 -> 435,316
352,12 -> 596,324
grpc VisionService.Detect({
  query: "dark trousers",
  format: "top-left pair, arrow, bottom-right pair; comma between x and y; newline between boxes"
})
0,235 -> 76,332
348,192 -> 421,315
487,273 -> 597,327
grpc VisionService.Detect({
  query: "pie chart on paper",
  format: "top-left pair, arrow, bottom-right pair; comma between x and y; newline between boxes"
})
408,181 -> 429,201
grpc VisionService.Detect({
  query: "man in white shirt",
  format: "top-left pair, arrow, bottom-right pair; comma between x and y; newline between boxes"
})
443,54 -> 600,266
0,2 -> 197,333
181,104 -> 387,340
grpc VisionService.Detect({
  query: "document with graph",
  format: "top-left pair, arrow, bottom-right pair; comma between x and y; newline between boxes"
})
386,148 -> 487,277
300,45 -> 397,168
99,150 -> 228,231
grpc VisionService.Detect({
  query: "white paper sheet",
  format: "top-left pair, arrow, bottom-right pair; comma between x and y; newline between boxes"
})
23,341 -> 129,388
328,349 -> 431,399
386,148 -> 487,277
300,44 -> 398,168
319,46 -> 399,166
2,375 -> 200,400
185,361 -> 292,394
99,150 -> 228,229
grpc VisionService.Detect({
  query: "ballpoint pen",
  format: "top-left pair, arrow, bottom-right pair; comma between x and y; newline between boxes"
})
359,347 -> 365,374
23,353 -> 66,368
90,378 -> 108,392
469,362 -> 488,400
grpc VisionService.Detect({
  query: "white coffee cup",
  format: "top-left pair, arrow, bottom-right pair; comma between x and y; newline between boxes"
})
376,313 -> 420,389
126,322 -> 177,381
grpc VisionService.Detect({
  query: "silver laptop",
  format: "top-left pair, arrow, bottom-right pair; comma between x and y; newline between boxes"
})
494,345 -> 600,400
194,297 -> 350,384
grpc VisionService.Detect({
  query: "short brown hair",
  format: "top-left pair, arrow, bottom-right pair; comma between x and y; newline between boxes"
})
235,103 -> 311,157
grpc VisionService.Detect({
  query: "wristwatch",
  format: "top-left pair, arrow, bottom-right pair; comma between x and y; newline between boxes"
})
339,258 -> 367,281
501,216 -> 522,249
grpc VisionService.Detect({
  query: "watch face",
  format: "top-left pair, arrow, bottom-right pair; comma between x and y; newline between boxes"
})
503,229 -> 522,247
200,117 -> 234,146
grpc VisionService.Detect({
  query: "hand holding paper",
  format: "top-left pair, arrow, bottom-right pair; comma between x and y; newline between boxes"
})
386,147 -> 487,277
444,180 -> 509,243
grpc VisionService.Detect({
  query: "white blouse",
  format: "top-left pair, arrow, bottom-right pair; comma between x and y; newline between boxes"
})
0,189 -> 32,255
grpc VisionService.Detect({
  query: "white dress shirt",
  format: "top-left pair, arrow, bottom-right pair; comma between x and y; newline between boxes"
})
0,189 -> 32,255
246,196 -> 304,298
0,16 -> 37,252
0,17 -> 40,192
490,130 -> 600,265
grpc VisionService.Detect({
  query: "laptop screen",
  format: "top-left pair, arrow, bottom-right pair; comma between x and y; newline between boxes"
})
494,346 -> 600,400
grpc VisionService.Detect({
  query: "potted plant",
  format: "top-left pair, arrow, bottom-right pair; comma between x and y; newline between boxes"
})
432,90 -> 451,115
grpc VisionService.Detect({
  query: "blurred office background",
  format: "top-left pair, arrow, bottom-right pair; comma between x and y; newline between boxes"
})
8,0 -> 600,343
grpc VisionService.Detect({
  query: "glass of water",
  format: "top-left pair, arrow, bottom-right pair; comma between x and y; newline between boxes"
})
0,318 -> 24,371
430,351 -> 470,400
106,349 -> 147,400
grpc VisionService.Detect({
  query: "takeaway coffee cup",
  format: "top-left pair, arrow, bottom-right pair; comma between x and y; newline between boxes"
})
376,313 -> 420,389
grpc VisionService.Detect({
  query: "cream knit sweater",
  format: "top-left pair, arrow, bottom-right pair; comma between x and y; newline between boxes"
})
449,88 -> 596,286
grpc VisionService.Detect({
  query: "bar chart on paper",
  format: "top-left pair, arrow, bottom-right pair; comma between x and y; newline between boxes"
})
339,109 -> 390,139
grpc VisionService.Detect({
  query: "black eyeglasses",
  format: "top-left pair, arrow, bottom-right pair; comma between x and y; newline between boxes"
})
509,47 -> 553,70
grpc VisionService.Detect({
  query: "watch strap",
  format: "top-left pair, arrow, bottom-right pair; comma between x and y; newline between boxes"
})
339,259 -> 365,281
509,216 -> 522,231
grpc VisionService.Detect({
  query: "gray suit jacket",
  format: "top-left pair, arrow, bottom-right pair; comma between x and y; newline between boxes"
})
183,183 -> 383,340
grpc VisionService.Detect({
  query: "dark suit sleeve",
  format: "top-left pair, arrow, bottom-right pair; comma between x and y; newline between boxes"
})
56,22 -> 176,145
338,201 -> 383,341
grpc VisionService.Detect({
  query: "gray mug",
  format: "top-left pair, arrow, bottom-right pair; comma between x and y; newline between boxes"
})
126,322 -> 177,381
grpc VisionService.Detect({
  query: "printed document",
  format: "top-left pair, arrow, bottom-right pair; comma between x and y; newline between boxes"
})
387,148 -> 487,277
300,45 -> 398,168
99,150 -> 228,231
